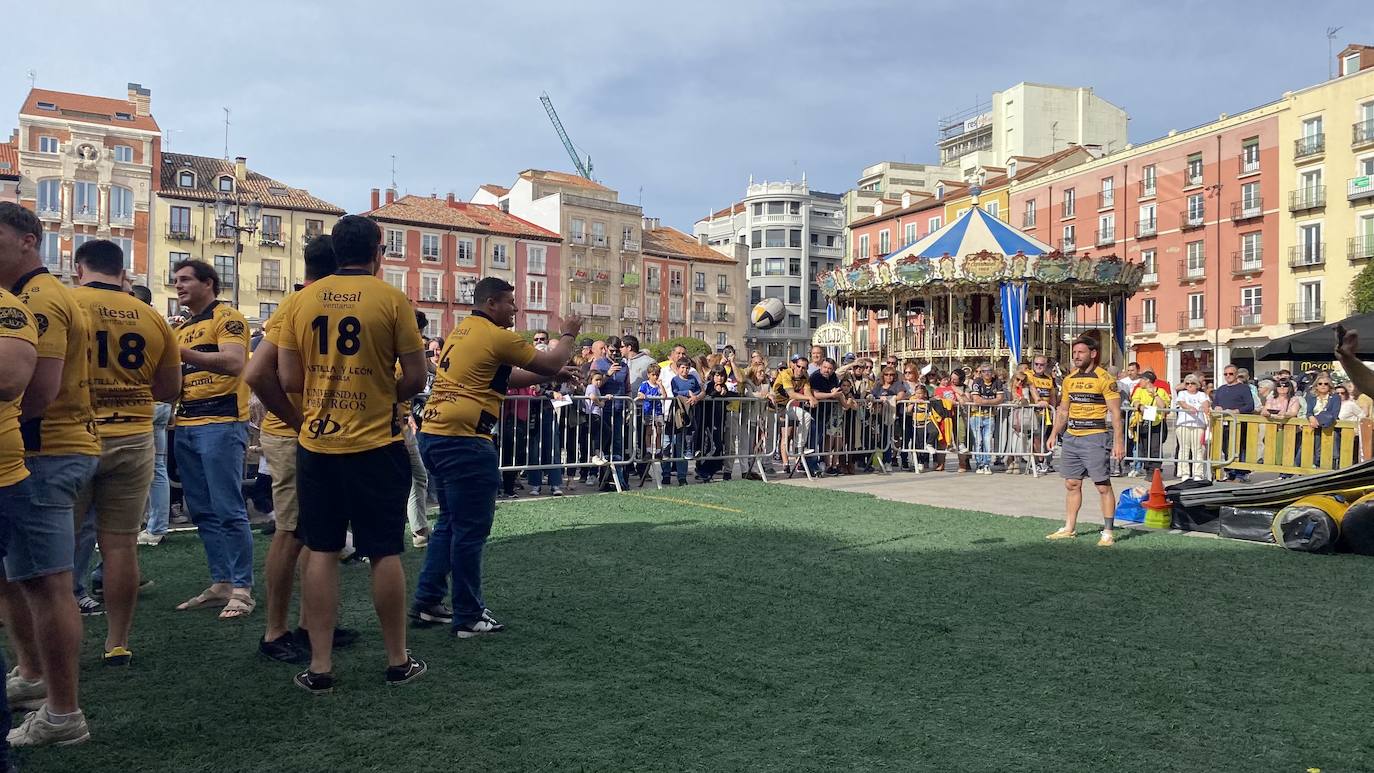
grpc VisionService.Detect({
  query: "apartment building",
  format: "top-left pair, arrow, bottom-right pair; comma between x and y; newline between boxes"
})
490,169 -> 644,339
694,177 -> 845,359
841,161 -> 954,237
367,190 -> 562,337
640,219 -> 746,350
0,136 -> 17,203
153,153 -> 344,322
15,84 -> 160,282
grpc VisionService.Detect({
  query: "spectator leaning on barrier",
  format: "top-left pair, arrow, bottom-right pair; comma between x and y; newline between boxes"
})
773,354 -> 812,469
1214,363 -> 1258,482
808,358 -> 844,475
1303,374 -> 1341,468
1127,371 -> 1170,478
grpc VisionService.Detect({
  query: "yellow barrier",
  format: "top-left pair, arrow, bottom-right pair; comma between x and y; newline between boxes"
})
1220,414 -> 1359,476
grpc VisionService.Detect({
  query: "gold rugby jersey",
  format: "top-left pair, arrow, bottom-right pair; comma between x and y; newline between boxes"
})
1062,365 -> 1119,436
176,300 -> 251,425
259,291 -> 305,439
1027,372 -> 1058,425
0,289 -> 36,486
274,269 -> 423,453
71,283 -> 180,437
12,268 -> 99,455
421,311 -> 535,439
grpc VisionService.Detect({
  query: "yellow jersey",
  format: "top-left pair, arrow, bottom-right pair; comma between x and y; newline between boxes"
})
0,289 -> 37,486
71,283 -> 180,437
274,269 -> 423,453
771,368 -> 808,405
12,268 -> 99,456
421,311 -> 536,439
259,291 -> 305,439
1063,365 -> 1119,436
176,300 -> 251,425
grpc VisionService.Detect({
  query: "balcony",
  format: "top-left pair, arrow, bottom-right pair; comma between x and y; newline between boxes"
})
1232,305 -> 1263,327
570,232 -> 587,245
1288,302 -> 1325,324
568,266 -> 590,282
591,303 -> 612,317
693,283 -> 707,295
621,239 -> 640,252
1289,186 -> 1326,211
668,283 -> 684,296
716,283 -> 730,295
1294,134 -> 1325,160
1230,199 -> 1263,220
668,313 -> 685,324
591,235 -> 609,249
259,233 -> 286,248
1058,239 -> 1076,254
569,302 -> 592,315
1349,236 -> 1374,261
36,205 -> 61,221
1355,120 -> 1374,149
644,278 -> 661,293
1178,311 -> 1206,331
384,245 -> 404,258
1288,244 -> 1325,268
1140,270 -> 1158,286
1137,180 -> 1156,199
1022,213 -> 1037,228
419,291 -> 444,303
623,306 -> 640,320
1136,220 -> 1157,238
692,311 -> 711,323
590,269 -> 612,284
1130,315 -> 1158,334
715,312 -> 735,323
1185,169 -> 1204,187
1178,258 -> 1206,281
1180,208 -> 1205,230
256,276 -> 286,293
110,211 -> 135,227
1237,155 -> 1261,175
644,309 -> 661,322
1231,250 -> 1263,275
72,207 -> 98,225
1095,227 -> 1116,246
167,224 -> 197,242
620,272 -> 640,287
1349,175 -> 1374,202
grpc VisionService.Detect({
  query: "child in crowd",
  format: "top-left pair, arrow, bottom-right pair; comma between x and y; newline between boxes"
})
664,359 -> 703,486
636,363 -> 667,461
584,370 -> 608,467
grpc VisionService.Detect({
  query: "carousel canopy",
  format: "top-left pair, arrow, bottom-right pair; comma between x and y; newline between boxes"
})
885,205 -> 1053,263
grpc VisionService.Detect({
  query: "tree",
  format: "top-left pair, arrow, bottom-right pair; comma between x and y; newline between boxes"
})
1351,260 -> 1374,315
648,336 -> 711,363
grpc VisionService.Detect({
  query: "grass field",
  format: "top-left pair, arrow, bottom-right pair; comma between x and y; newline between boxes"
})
18,481 -> 1374,772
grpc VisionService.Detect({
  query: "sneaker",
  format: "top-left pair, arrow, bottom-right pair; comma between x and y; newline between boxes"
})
590,454 -> 608,466
550,487 -> 564,496
6,671 -> 46,711
1097,531 -> 1116,548
293,670 -> 335,696
530,486 -> 542,496
741,471 -> 762,481
136,530 -> 164,546
385,655 -> 427,687
452,618 -> 506,639
259,633 -> 309,665
1045,528 -> 1077,541
409,602 -> 454,626
8,705 -> 89,747
412,532 -> 429,549
76,595 -> 104,617
102,646 -> 133,667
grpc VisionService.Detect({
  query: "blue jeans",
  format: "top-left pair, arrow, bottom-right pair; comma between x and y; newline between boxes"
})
7,454 -> 96,582
605,407 -> 628,486
526,408 -> 563,488
970,415 -> 994,468
414,434 -> 499,629
175,421 -> 253,588
665,430 -> 692,482
144,402 -> 173,535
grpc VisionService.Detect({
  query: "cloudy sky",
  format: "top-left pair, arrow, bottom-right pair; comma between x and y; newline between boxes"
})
4,1 -> 1370,231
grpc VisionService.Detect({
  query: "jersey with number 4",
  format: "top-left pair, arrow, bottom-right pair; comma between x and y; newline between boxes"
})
71,283 -> 180,438
273,269 -> 423,454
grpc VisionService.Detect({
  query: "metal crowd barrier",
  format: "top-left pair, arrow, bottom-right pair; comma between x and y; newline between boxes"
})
892,400 -> 1055,475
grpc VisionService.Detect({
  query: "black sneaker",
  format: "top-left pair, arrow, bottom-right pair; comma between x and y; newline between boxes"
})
260,632 -> 309,665
385,656 -> 427,687
294,670 -> 335,695
293,626 -> 361,650
452,617 -> 506,639
77,595 -> 105,616
409,602 -> 453,626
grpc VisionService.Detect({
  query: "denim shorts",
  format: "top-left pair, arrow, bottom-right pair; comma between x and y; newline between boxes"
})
5,454 -> 98,581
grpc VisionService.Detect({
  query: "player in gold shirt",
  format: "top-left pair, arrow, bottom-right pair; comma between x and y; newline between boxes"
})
69,240 -> 180,668
1045,336 -> 1124,547
266,216 -> 427,693
0,203 -> 94,747
412,276 -> 581,637
1027,356 -> 1059,473
170,259 -> 255,619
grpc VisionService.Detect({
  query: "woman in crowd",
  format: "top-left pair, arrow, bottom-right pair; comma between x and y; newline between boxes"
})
1263,379 -> 1301,477
1127,371 -> 1170,478
1303,375 -> 1342,468
1173,373 -> 1212,481
907,384 -> 945,471
696,368 -> 730,482
1005,371 -> 1035,474
871,365 -> 907,468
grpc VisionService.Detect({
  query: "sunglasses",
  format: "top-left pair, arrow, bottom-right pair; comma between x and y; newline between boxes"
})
1033,363 -> 1047,367
1224,371 -> 1237,376
533,338 -> 548,343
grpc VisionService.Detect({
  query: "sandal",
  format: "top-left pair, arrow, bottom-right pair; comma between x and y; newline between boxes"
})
218,592 -> 256,620
176,588 -> 230,611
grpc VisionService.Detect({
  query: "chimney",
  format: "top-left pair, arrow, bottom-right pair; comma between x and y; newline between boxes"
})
234,156 -> 247,182
445,192 -> 455,204
874,201 -> 884,217
385,188 -> 396,205
126,83 -> 151,117
370,188 -> 380,210
642,216 -> 659,232
901,191 -> 912,208
697,232 -> 708,246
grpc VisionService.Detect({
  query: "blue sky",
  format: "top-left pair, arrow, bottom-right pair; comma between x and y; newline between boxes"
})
4,1 -> 1370,231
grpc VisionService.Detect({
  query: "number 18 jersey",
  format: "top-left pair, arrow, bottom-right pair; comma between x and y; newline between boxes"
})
274,269 -> 424,454
71,282 -> 179,437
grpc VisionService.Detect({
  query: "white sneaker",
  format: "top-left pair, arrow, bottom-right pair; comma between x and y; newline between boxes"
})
590,454 -> 608,466
136,530 -> 164,546
6,670 -> 45,711
530,486 -> 542,496
411,532 -> 429,549
8,704 -> 89,747
550,487 -> 564,496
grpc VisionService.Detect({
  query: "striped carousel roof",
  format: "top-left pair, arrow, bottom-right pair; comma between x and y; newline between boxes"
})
883,204 -> 1052,262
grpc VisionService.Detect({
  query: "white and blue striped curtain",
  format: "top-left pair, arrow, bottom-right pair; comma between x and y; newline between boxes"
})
999,281 -> 1027,365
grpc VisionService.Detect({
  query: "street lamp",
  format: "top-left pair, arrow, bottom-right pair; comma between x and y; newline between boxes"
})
214,195 -> 261,308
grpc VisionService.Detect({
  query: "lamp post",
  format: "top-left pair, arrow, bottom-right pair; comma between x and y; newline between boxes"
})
214,195 -> 261,309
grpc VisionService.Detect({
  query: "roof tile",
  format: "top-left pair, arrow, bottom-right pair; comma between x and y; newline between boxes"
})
368,195 -> 561,241
158,152 -> 344,215
0,140 -> 17,179
518,169 -> 611,192
21,88 -> 159,133
642,226 -> 736,264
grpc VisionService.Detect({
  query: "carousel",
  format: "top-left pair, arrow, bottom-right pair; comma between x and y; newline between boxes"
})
819,191 -> 1148,370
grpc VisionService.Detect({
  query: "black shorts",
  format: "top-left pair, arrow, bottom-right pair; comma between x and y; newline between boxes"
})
296,442 -> 409,559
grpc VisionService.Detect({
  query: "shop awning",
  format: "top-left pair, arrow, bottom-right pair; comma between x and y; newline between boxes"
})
1256,313 -> 1374,361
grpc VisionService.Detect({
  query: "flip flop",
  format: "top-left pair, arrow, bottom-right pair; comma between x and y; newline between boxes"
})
176,588 -> 229,611
218,593 -> 256,620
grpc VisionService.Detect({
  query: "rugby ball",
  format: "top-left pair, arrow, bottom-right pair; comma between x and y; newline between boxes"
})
751,297 -> 786,329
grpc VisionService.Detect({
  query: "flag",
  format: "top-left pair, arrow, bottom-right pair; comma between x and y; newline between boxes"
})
999,281 -> 1027,365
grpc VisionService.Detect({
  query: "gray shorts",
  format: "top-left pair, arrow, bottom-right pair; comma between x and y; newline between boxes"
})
1060,433 -> 1110,484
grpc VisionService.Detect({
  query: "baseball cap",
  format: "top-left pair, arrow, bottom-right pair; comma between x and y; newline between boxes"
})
578,338 -> 593,348
842,353 -> 856,363
791,353 -> 808,363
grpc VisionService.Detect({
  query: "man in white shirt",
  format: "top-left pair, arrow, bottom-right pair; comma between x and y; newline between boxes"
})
1113,361 -> 1141,475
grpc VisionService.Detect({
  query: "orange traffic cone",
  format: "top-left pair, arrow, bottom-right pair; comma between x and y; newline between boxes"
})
1144,469 -> 1170,528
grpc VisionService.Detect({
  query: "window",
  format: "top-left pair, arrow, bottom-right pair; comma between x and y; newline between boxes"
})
491,243 -> 508,267
669,269 -> 683,291
717,274 -> 728,293
178,170 -> 195,188
985,201 -> 1000,219
1062,224 -> 1076,251
457,238 -> 475,266
214,255 -> 235,288
694,272 -> 706,292
646,266 -> 660,289
1141,249 -> 1157,279
259,302 -> 278,320
1023,199 -> 1037,227
621,224 -> 635,246
421,233 -> 441,261
1299,169 -> 1323,206
935,184 -> 944,199
904,223 -> 918,244
788,257 -> 801,276
767,201 -> 785,215
590,222 -> 606,247
1240,286 -> 1262,317
260,259 -> 281,289
260,214 -> 282,242
111,237 -> 133,269
1186,193 -> 1205,225
789,229 -> 801,248
1240,232 -> 1262,265
1188,293 -> 1205,325
305,219 -> 324,239
37,179 -> 61,215
750,230 -> 762,248
1186,240 -> 1205,277
168,251 -> 190,280
1240,181 -> 1261,215
73,181 -> 99,218
1142,298 -> 1156,331
1241,138 -> 1260,173
418,274 -> 441,302
716,332 -> 727,348
1186,153 -> 1204,186
1062,188 -> 1076,217
878,229 -> 891,255
108,186 -> 134,224
1138,203 -> 1157,236
788,314 -> 801,329
858,234 -> 870,258
788,286 -> 801,304
217,176 -> 234,193
765,258 -> 784,275
1298,281 -> 1323,321
1302,116 -> 1323,138
169,206 -> 191,237
1344,52 -> 1362,76
790,201 -> 800,215
385,229 -> 404,256
166,299 -> 179,317
527,245 -> 546,274
1299,223 -> 1323,264
927,216 -> 942,234
570,218 -> 585,239
752,202 -> 762,216
112,145 -> 133,163
1101,177 -> 1114,207
526,277 -> 546,310
765,229 -> 785,248
38,136 -> 58,154
383,269 -> 406,292
750,287 -> 762,304
456,277 -> 476,304
1097,213 -> 1115,245
40,233 -> 60,269
1141,165 -> 1157,197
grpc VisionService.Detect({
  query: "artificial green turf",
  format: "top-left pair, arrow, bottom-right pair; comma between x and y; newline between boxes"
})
17,482 -> 1374,772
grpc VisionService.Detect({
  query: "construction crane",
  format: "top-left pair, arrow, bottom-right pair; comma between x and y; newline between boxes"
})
540,92 -> 593,180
